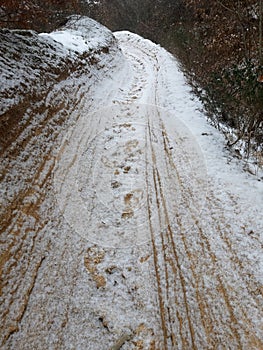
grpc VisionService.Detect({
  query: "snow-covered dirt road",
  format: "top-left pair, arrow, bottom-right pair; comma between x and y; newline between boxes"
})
1,22 -> 263,349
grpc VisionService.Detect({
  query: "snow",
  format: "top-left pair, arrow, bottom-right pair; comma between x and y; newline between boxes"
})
39,16 -> 113,54
1,18 -> 263,350
0,16 -> 115,117
40,31 -> 90,53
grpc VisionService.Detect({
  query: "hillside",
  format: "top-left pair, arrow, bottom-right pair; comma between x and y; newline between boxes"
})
0,16 -> 263,349
0,16 -> 123,346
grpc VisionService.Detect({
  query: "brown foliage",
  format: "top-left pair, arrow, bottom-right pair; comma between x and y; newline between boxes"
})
183,0 -> 261,70
174,1 -> 263,154
0,0 -> 85,31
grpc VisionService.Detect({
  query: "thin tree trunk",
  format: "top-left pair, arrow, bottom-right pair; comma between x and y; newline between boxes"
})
260,0 -> 263,66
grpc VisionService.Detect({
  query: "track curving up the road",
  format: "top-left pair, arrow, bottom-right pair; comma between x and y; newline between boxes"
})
1,31 -> 262,350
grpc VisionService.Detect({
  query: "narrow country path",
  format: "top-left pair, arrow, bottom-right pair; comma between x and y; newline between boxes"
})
1,32 -> 262,350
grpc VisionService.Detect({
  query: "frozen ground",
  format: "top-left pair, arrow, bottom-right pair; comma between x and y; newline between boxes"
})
0,18 -> 262,349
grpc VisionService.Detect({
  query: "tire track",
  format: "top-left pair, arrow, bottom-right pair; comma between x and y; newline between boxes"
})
146,117 -> 198,349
